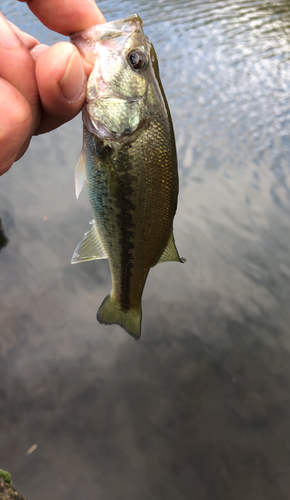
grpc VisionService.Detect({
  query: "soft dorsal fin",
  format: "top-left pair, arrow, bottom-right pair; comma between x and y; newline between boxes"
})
75,150 -> 86,199
157,231 -> 186,264
71,220 -> 107,264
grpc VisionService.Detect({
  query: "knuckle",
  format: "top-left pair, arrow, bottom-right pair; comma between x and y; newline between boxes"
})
9,96 -> 33,136
0,89 -> 33,173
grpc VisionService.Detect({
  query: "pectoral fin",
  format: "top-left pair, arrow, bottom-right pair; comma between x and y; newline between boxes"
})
75,150 -> 86,199
71,220 -> 107,264
157,231 -> 186,264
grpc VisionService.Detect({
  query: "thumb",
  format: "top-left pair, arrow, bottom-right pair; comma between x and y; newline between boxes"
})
35,42 -> 86,135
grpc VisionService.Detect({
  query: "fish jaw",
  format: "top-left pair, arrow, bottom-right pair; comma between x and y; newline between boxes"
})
70,15 -> 143,64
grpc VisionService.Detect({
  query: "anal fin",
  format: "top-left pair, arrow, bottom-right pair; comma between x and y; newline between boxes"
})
71,220 -> 107,264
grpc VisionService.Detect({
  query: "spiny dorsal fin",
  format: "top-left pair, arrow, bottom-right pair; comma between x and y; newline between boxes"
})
71,220 -> 107,264
75,150 -> 86,199
157,231 -> 186,264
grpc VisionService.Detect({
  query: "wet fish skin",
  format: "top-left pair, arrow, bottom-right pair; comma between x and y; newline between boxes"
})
71,15 -> 185,339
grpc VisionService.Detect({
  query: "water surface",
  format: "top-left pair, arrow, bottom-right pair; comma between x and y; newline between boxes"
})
0,1 -> 290,499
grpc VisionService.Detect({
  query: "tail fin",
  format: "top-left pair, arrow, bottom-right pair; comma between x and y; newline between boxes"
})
97,294 -> 142,340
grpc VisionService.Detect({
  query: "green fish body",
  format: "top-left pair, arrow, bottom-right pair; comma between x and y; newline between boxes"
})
71,15 -> 185,339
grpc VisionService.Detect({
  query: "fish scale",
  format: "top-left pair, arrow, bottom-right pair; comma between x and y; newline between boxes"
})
71,14 -> 185,339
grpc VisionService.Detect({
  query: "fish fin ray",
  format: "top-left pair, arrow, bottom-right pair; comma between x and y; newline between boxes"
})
71,220 -> 107,264
157,231 -> 186,264
97,294 -> 141,340
75,150 -> 86,199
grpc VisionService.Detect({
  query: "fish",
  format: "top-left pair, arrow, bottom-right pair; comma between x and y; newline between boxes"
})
70,14 -> 185,340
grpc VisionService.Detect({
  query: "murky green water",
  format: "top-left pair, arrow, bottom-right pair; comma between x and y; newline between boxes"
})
0,1 -> 290,499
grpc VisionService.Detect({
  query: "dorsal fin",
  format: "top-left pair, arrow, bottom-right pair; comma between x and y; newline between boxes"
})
157,231 -> 186,264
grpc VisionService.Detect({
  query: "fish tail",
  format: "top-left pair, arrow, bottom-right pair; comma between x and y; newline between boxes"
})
97,294 -> 142,340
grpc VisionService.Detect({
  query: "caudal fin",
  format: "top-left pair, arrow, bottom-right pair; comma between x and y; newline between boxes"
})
97,294 -> 142,340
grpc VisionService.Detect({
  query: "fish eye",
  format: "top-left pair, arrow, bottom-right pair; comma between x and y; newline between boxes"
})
127,50 -> 148,71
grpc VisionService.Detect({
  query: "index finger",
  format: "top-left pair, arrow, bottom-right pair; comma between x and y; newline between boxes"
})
18,0 -> 106,36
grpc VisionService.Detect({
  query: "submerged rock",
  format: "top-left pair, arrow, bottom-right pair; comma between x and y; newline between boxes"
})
0,471 -> 26,500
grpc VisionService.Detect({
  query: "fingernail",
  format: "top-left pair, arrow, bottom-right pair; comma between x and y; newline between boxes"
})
0,13 -> 21,48
59,50 -> 86,103
30,44 -> 49,62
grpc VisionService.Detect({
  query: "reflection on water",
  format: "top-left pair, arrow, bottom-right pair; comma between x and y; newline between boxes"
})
0,1 -> 290,499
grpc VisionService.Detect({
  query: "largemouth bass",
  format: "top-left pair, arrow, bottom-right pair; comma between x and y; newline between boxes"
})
71,15 -> 185,340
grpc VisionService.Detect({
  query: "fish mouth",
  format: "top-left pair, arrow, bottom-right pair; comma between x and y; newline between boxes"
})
71,14 -> 142,41
70,14 -> 143,62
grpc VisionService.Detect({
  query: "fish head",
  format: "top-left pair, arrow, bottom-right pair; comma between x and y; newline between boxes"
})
71,15 -> 158,102
71,15 -> 163,144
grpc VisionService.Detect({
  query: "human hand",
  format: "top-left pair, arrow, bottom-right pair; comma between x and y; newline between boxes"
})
0,0 -> 105,175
